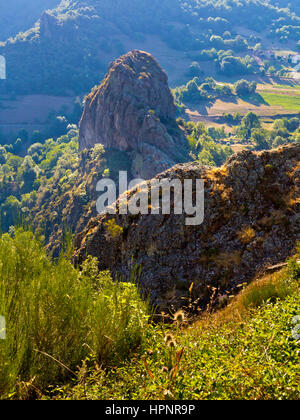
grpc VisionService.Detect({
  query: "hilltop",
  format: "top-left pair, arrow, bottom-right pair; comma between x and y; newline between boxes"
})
0,0 -> 59,41
79,50 -> 189,179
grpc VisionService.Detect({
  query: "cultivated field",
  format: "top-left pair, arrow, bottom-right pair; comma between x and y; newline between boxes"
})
186,81 -> 300,126
0,94 -> 75,136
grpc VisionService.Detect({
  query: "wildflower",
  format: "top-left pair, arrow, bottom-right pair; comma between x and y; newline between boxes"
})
167,340 -> 176,348
173,310 -> 186,323
164,333 -> 174,343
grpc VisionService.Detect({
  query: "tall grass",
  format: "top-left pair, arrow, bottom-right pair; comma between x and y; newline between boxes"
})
241,250 -> 299,310
0,229 -> 149,399
240,270 -> 297,309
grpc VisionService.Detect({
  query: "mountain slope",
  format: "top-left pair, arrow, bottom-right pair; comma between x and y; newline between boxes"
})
1,0 -> 299,95
0,0 -> 60,41
59,266 -> 300,400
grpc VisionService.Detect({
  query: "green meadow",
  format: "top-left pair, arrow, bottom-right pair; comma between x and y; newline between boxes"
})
259,91 -> 300,111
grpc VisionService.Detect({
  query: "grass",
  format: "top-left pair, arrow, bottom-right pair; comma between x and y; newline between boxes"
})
55,250 -> 300,400
240,266 -> 297,309
0,229 -> 149,399
259,91 -> 300,111
270,84 -> 300,90
1,228 -> 299,400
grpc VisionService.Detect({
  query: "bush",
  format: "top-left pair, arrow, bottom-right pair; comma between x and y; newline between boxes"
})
177,78 -> 206,103
215,84 -> 233,97
0,229 -> 149,398
219,56 -> 250,76
234,79 -> 257,96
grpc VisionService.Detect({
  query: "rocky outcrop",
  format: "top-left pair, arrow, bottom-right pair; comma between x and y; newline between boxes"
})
79,50 -> 189,179
74,143 -> 300,311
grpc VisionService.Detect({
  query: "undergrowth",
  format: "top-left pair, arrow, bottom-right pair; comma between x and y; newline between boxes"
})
0,229 -> 149,399
55,248 -> 300,400
0,228 -> 299,400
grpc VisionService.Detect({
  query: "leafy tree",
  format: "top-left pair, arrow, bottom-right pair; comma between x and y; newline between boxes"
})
285,117 -> 299,132
250,129 -> 269,150
188,62 -> 204,78
17,156 -> 38,193
210,35 -> 224,49
234,80 -> 257,96
215,84 -> 233,97
31,130 -> 43,143
219,56 -> 250,76
242,112 -> 261,130
13,138 -> 23,155
1,195 -> 21,229
17,129 -> 28,143
272,136 -> 286,147
6,155 -> 23,171
0,146 -> 6,165
177,78 -> 206,103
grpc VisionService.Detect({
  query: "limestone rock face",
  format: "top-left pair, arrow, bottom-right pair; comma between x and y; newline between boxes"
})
79,50 -> 188,179
74,143 -> 300,311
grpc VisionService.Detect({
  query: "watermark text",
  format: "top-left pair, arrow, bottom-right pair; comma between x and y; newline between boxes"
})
96,171 -> 204,226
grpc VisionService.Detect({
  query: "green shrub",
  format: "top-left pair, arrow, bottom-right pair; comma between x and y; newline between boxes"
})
58,291 -> 300,400
0,229 -> 148,398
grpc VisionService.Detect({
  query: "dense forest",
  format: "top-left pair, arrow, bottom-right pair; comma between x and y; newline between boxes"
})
1,0 -> 300,94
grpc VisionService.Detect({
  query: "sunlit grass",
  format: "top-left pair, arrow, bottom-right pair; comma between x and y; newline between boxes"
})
56,251 -> 300,400
259,91 -> 300,110
0,229 -> 149,399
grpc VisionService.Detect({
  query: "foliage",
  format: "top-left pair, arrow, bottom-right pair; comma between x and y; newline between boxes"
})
0,0 -> 58,40
1,0 -> 298,95
234,79 -> 257,96
104,219 -> 124,239
174,77 -> 233,105
179,120 -> 233,166
56,260 -> 300,400
0,129 -> 79,232
219,55 -> 256,76
0,229 -> 149,399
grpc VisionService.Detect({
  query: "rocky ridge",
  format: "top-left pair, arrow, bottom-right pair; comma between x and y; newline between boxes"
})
74,143 -> 300,311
